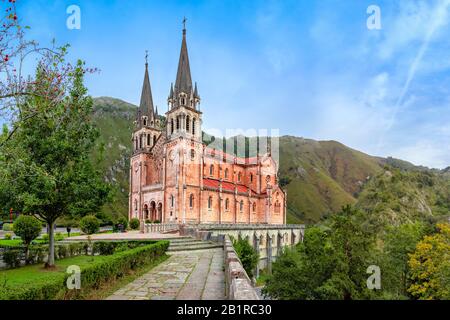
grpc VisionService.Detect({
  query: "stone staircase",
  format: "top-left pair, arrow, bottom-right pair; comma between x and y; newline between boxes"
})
167,237 -> 222,252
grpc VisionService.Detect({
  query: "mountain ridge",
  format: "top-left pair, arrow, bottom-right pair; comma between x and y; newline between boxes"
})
91,96 -> 449,224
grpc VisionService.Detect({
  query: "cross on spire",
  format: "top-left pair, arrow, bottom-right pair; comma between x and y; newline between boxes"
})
182,17 -> 187,34
145,50 -> 148,65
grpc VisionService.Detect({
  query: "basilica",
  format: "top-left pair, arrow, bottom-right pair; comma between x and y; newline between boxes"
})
129,25 -> 286,225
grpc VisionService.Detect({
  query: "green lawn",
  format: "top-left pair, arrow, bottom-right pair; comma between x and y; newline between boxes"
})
0,239 -> 23,246
0,255 -> 109,288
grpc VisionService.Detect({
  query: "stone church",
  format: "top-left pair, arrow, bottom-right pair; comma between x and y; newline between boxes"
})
129,26 -> 286,225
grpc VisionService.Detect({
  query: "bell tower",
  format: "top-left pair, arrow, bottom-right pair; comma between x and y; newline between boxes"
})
166,21 -> 202,142
132,53 -> 163,154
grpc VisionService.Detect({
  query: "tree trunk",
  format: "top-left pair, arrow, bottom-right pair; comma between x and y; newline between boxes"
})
46,221 -> 56,267
25,245 -> 30,265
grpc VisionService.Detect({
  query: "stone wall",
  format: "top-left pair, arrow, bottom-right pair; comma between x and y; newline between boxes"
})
179,223 -> 305,276
223,235 -> 259,300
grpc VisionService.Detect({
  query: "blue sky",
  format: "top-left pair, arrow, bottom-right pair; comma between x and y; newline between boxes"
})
9,0 -> 450,168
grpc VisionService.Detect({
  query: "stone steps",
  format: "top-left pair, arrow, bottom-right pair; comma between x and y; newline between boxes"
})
167,237 -> 222,252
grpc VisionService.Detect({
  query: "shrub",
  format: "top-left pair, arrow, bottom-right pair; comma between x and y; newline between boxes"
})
68,243 -> 84,256
116,216 -> 128,230
4,233 -> 12,240
28,245 -> 46,264
129,218 -> 140,230
93,241 -> 116,255
3,249 -> 21,268
13,216 -> 42,264
233,238 -> 259,279
41,234 -> 49,243
56,245 -> 69,259
79,216 -> 100,235
2,223 -> 13,232
0,240 -> 170,300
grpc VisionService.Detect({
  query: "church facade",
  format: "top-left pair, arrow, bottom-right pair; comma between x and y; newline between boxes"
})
129,26 -> 286,225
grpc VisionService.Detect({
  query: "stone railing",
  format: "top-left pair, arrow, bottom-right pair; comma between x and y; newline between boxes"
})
144,223 -> 179,233
223,235 -> 260,300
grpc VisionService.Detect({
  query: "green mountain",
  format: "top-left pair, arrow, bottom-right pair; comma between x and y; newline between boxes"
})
91,97 -> 450,225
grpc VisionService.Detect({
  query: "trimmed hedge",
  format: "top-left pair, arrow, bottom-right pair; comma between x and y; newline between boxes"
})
0,240 -> 169,300
1,241 -> 157,269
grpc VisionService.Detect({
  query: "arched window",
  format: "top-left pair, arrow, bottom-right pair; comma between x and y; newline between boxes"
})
250,173 -> 253,182
170,119 -> 174,134
147,134 -> 151,146
225,168 -> 229,179
139,134 -> 143,149
240,200 -> 244,212
135,138 -> 138,150
209,165 -> 214,176
190,149 -> 195,160
238,172 -> 241,182
192,118 -> 196,135
208,196 -> 213,209
275,201 -> 281,213
153,135 -> 156,146
134,199 -> 138,213
252,202 -> 256,212
170,195 -> 174,208
176,116 -> 180,130
186,115 -> 190,132
143,117 -> 147,126
189,194 -> 194,208
225,198 -> 229,210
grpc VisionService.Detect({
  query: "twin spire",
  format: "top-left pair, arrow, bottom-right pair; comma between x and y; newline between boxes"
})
137,19 -> 200,127
138,57 -> 156,124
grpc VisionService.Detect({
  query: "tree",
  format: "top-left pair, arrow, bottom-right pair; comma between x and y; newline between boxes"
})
263,206 -> 377,300
12,215 -> 42,263
233,237 -> 259,279
263,226 -> 334,299
79,215 -> 100,235
408,223 -> 450,300
0,1 -> 82,146
0,59 -> 110,267
381,222 -> 426,298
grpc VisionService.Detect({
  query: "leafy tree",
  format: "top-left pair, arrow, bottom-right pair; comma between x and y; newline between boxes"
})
381,222 -> 426,298
408,223 -> 450,300
12,215 -> 42,263
0,59 -> 110,267
233,237 -> 259,279
263,226 -> 334,299
264,205 -> 377,300
79,215 -> 100,235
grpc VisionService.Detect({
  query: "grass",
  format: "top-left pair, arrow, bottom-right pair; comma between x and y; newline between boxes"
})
255,269 -> 271,287
0,239 -> 22,246
0,241 -> 170,300
0,255 -> 109,288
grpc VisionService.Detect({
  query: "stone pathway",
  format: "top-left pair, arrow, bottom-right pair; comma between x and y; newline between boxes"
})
106,248 -> 226,300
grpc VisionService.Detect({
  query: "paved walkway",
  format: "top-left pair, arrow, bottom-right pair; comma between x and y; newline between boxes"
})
106,248 -> 226,300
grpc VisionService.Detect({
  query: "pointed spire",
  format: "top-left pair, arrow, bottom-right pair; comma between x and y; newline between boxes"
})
169,83 -> 174,99
139,53 -> 155,122
155,105 -> 159,117
174,19 -> 193,97
194,82 -> 199,98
